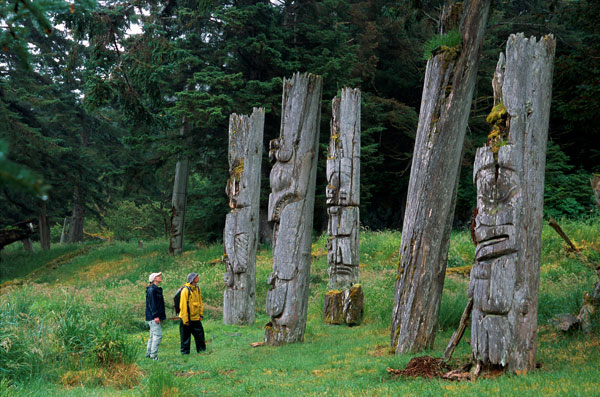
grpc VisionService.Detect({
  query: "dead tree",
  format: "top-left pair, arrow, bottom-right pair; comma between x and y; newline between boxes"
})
469,33 -> 555,373
391,0 -> 492,354
169,116 -> 190,255
265,72 -> 322,345
223,108 -> 264,325
323,88 -> 363,326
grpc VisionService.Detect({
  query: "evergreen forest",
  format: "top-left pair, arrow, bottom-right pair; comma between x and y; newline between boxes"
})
1,0 -> 598,242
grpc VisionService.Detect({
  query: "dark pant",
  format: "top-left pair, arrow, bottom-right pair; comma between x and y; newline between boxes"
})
180,320 -> 206,354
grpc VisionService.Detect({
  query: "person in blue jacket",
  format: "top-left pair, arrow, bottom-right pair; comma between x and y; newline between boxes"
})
146,272 -> 166,360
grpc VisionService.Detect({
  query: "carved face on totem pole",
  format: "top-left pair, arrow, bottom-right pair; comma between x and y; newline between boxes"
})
326,157 -> 352,206
267,136 -> 298,224
470,144 -> 522,362
473,145 -> 521,262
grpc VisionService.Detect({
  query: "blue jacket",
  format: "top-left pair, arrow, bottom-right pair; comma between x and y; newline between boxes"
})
145,284 -> 166,321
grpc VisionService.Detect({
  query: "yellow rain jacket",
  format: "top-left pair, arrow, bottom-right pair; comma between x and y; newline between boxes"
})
179,283 -> 203,325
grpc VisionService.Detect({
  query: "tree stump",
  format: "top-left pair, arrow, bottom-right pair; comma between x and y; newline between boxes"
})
264,72 -> 322,345
323,284 -> 364,326
323,88 -> 362,326
223,108 -> 264,325
391,0 -> 492,354
469,33 -> 556,373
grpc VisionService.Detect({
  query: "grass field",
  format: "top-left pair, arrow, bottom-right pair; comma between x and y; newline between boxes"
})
0,217 -> 599,396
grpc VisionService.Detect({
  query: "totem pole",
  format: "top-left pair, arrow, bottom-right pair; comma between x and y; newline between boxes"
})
265,72 -> 322,345
323,88 -> 363,326
469,33 -> 555,373
223,108 -> 264,325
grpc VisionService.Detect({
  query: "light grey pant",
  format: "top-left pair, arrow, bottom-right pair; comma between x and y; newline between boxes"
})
146,320 -> 163,358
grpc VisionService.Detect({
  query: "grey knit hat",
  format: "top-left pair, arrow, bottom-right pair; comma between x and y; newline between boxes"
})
187,272 -> 198,283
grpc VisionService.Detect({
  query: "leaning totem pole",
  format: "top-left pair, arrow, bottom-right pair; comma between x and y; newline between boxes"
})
223,108 -> 264,325
469,33 -> 555,373
322,88 -> 363,326
391,0 -> 492,354
265,72 -> 322,345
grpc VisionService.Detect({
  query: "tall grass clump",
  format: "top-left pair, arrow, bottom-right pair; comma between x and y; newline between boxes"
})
0,289 -> 45,383
0,284 -> 140,388
142,363 -> 189,396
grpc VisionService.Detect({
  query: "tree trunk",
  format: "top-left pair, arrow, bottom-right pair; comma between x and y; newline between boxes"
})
469,33 -> 555,373
169,116 -> 191,255
265,72 -> 322,345
60,216 -> 69,244
39,201 -> 50,251
391,0 -> 492,354
323,88 -> 362,325
592,175 -> 600,211
223,108 -> 264,325
68,186 -> 85,243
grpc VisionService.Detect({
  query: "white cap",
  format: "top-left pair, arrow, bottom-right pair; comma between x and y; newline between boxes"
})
149,272 -> 162,282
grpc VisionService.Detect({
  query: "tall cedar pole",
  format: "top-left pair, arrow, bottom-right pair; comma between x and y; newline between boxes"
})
391,0 -> 492,354
223,108 -> 264,325
265,72 -> 322,345
68,186 -> 85,243
60,216 -> 68,244
323,88 -> 363,325
169,116 -> 190,255
470,34 -> 555,372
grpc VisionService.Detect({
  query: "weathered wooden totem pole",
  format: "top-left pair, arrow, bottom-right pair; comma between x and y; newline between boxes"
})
469,33 -> 555,373
265,72 -> 322,345
223,108 -> 264,325
391,0 -> 492,354
322,88 -> 363,326
169,117 -> 190,255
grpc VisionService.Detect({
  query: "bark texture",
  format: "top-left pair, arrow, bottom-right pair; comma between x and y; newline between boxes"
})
469,33 -> 555,372
169,117 -> 190,255
223,108 -> 264,325
265,72 -> 322,345
323,88 -> 362,325
391,0 -> 492,354
39,201 -> 50,251
68,186 -> 85,243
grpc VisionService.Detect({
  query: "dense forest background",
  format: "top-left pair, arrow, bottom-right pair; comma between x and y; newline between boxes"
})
1,0 -> 598,245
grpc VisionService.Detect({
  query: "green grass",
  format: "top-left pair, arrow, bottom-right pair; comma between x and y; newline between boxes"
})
0,218 -> 598,395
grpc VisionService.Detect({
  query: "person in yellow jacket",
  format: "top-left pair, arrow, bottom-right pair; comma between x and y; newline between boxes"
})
179,272 -> 206,354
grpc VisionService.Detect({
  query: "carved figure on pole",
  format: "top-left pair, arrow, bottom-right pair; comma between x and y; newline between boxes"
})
323,88 -> 363,326
265,72 -> 322,345
469,33 -> 555,373
223,108 -> 264,325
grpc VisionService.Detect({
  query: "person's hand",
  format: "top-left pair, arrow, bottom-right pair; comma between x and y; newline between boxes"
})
200,316 -> 203,321
154,317 -> 160,324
